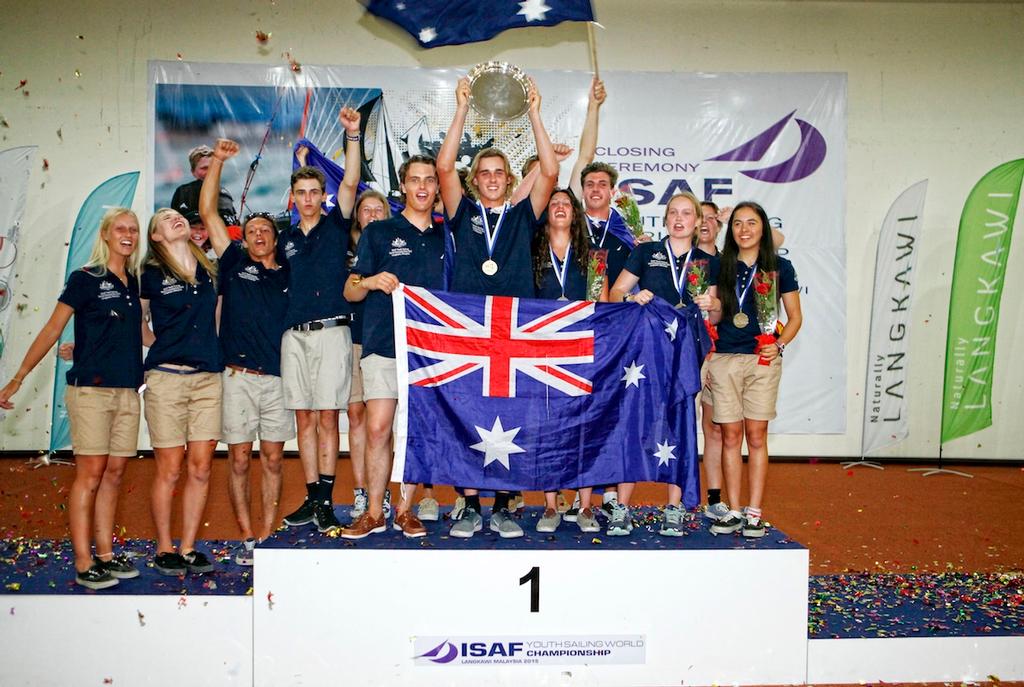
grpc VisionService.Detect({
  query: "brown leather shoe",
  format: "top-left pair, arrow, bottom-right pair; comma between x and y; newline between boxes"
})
340,512 -> 387,540
393,511 -> 427,538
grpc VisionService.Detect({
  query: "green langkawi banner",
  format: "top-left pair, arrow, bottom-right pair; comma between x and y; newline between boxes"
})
941,159 -> 1024,444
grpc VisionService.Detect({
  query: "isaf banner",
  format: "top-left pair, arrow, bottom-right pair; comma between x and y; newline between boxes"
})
150,61 -> 847,433
391,286 -> 703,505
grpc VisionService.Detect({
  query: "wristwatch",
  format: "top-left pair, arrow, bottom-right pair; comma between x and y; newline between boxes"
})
776,341 -> 786,354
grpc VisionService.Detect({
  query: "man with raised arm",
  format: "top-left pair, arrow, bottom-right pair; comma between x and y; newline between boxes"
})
436,74 -> 558,539
200,138 -> 292,564
278,107 -> 362,534
338,155 -> 445,539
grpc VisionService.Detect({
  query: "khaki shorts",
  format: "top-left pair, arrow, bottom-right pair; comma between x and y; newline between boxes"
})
361,354 -> 398,401
281,326 -> 352,410
698,361 -> 713,407
349,343 -> 364,405
65,386 -> 141,457
707,353 -> 783,424
143,370 -> 222,447
221,369 -> 295,444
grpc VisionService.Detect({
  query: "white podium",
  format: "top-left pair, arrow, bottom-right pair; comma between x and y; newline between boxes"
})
254,530 -> 808,686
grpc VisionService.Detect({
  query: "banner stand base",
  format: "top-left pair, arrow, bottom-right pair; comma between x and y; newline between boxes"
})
26,453 -> 74,469
907,466 -> 973,478
840,460 -> 884,470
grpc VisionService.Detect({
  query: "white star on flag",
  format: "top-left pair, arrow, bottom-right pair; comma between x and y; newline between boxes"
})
517,0 -> 552,22
323,193 -> 336,210
419,27 -> 437,43
621,361 -> 646,388
664,318 -> 679,341
470,416 -> 526,470
653,440 -> 677,467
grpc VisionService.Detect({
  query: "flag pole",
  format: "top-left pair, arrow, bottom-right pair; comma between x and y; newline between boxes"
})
587,22 -> 599,79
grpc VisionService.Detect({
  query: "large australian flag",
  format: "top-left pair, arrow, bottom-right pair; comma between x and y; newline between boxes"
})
366,0 -> 595,48
392,286 -> 706,508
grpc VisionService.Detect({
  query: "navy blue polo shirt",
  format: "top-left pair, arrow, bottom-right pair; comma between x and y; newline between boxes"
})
716,255 -> 799,354
623,242 -> 719,307
277,204 -> 352,328
354,213 -> 447,359
535,248 -> 588,301
218,242 -> 289,376
449,195 -> 536,298
141,263 -> 222,372
57,268 -> 143,388
586,214 -> 633,289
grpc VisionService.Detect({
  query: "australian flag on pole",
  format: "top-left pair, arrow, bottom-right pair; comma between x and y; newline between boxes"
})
392,286 -> 705,508
366,0 -> 595,48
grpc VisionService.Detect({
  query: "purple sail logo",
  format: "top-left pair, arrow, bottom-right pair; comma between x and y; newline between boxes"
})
706,111 -> 826,184
416,639 -> 458,664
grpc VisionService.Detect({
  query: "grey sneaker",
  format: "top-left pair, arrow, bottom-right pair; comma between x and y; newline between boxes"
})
450,496 -> 467,521
490,509 -> 524,538
417,496 -> 440,522
450,507 -> 482,538
659,505 -> 686,537
563,492 -> 581,522
710,510 -> 745,535
742,517 -> 766,538
704,501 -> 730,521
383,488 -> 393,520
234,539 -> 256,566
351,488 -> 368,519
576,507 -> 600,533
606,503 -> 633,536
535,508 -> 561,533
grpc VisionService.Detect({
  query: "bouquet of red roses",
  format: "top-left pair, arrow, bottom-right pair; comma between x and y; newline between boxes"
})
686,259 -> 718,352
753,270 -> 778,365
586,249 -> 608,302
613,192 -> 647,242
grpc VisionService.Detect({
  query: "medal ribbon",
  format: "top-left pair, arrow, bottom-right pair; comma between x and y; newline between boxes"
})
665,239 -> 694,303
736,262 -> 757,312
586,215 -> 609,248
549,244 -> 572,299
478,201 -> 509,260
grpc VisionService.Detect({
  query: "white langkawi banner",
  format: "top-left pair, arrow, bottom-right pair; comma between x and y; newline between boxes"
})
151,62 -> 847,433
861,181 -> 927,456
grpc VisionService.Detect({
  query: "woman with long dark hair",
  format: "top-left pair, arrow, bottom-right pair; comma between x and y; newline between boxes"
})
708,201 -> 802,538
531,188 -> 607,533
0,208 -> 144,589
141,208 -> 223,575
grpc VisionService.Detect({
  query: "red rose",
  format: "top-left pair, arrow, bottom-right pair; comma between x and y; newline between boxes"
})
688,272 -> 699,284
755,282 -> 770,295
596,263 -> 606,276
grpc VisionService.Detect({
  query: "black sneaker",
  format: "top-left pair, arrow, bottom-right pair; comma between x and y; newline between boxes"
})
181,550 -> 214,574
153,552 -> 187,576
709,511 -> 745,536
96,553 -> 139,579
75,563 -> 119,590
282,498 -> 316,526
313,501 -> 341,533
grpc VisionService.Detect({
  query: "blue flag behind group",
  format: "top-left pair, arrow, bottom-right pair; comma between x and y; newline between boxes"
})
367,0 -> 595,48
393,287 -> 704,508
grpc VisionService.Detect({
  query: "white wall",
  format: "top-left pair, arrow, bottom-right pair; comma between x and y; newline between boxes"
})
1,1 -> 1022,459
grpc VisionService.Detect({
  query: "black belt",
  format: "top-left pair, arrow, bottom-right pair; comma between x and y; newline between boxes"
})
290,315 -> 351,332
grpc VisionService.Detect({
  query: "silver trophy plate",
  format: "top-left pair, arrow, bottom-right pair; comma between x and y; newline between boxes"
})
468,61 -> 530,122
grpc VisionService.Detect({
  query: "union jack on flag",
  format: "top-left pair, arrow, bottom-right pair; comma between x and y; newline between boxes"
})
403,286 -> 595,398
392,285 -> 706,503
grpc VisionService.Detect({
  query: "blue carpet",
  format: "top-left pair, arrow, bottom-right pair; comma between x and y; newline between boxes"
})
3,506 -> 1021,641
